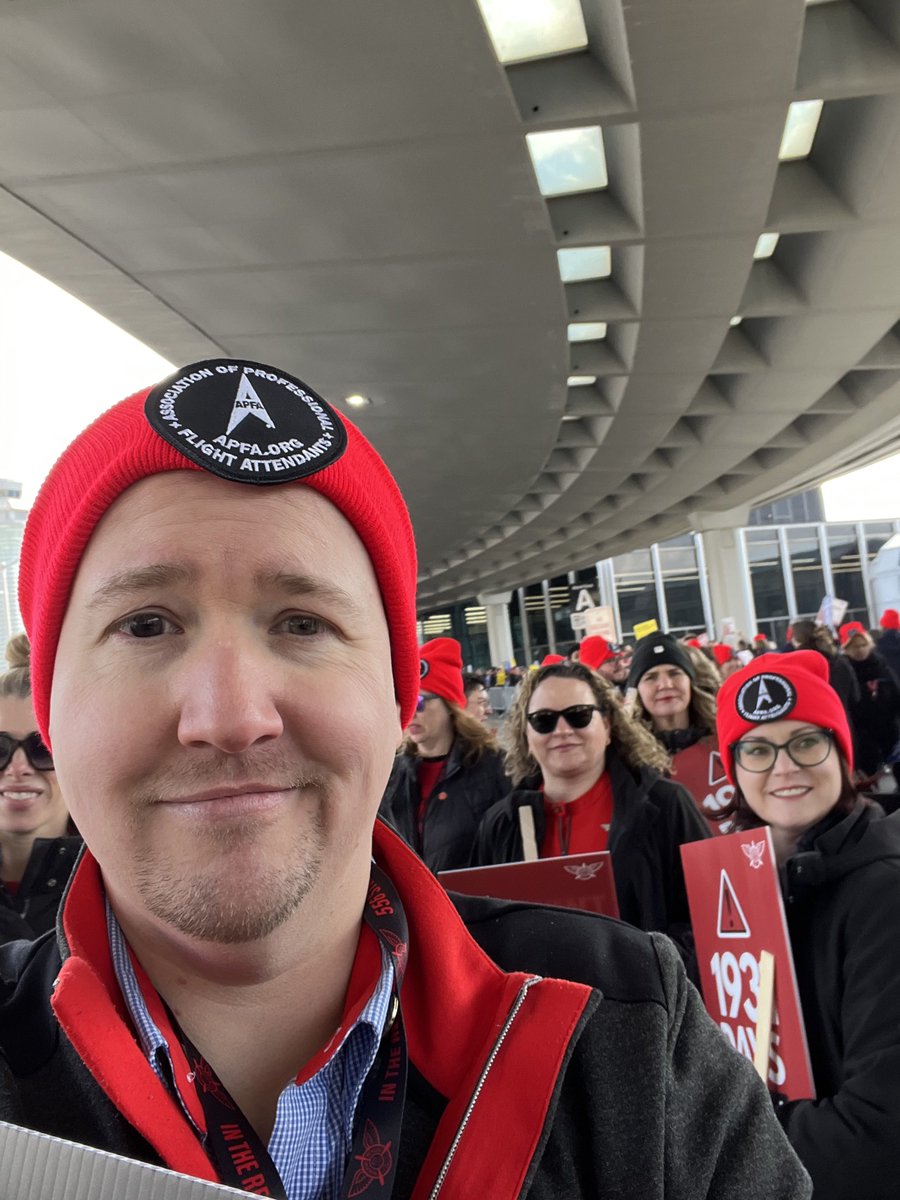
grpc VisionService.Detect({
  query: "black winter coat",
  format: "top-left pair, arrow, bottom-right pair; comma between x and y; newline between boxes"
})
777,804 -> 900,1200
843,650 -> 900,774
875,627 -> 900,681
0,826 -> 811,1200
471,750 -> 710,947
0,837 -> 81,947
380,740 -> 511,872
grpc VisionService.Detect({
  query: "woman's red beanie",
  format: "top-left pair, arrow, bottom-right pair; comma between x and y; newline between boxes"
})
418,638 -> 466,709
716,651 -> 853,782
881,609 -> 900,631
19,360 -> 419,740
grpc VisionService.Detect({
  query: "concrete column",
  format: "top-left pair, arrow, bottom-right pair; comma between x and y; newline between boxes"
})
688,506 -> 756,640
477,591 -> 515,666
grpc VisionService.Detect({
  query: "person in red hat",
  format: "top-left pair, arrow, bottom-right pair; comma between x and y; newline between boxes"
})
380,637 -> 509,872
715,651 -> 900,1199
838,621 -> 900,781
579,634 -> 630,693
0,359 -> 808,1200
876,607 -> 900,681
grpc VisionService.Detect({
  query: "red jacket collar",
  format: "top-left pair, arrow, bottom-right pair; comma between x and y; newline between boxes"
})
53,819 -> 593,1197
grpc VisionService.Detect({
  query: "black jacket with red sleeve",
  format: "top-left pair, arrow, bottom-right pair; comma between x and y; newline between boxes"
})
0,821 -> 808,1199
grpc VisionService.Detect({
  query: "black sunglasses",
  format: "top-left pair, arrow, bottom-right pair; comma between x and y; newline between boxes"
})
526,704 -> 604,735
0,732 -> 54,772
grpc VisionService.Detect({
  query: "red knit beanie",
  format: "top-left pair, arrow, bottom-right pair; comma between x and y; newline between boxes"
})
418,638 -> 466,708
711,643 -> 734,666
19,360 -> 419,740
541,653 -> 565,666
716,650 -> 853,782
881,609 -> 900,631
838,620 -> 867,647
579,635 -> 616,670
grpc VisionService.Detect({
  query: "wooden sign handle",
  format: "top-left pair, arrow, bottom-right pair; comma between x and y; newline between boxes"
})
518,805 -> 539,862
753,950 -> 776,1082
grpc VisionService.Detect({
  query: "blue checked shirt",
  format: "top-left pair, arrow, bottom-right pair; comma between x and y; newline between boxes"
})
107,900 -> 395,1200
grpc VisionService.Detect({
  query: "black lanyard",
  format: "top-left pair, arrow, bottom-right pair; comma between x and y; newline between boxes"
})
171,863 -> 409,1199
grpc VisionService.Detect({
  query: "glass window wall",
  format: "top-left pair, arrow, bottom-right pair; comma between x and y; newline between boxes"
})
786,527 -> 826,616
613,548 -> 658,636
657,535 -> 705,632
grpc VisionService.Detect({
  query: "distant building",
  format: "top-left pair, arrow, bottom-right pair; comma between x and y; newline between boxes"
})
0,486 -> 28,652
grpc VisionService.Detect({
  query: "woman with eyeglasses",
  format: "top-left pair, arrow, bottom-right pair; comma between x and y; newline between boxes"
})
0,634 -> 80,946
380,637 -> 510,872
472,662 -> 709,955
715,651 -> 900,1200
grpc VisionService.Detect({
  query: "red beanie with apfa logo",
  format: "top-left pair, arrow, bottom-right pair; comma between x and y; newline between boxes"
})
19,359 -> 420,740
716,651 -> 853,782
418,637 -> 467,709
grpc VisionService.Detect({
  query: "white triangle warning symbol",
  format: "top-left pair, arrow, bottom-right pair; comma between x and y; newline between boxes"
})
225,373 -> 276,436
717,868 -> 751,938
708,750 -> 728,788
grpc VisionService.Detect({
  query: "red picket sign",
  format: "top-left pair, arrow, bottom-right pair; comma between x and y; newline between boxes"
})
670,736 -> 735,835
439,852 -> 619,917
681,827 -> 815,1100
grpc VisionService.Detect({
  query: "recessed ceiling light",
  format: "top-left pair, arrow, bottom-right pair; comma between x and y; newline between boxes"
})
730,316 -> 743,327
754,232 -> 780,259
557,245 -> 612,282
779,99 -> 823,161
567,374 -> 597,386
568,322 -> 607,342
526,126 -> 608,197
561,414 -> 579,421
475,0 -> 588,64
344,393 -> 372,408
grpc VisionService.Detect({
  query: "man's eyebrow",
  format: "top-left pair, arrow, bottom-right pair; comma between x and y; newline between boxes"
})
87,564 -> 196,610
254,570 -> 364,615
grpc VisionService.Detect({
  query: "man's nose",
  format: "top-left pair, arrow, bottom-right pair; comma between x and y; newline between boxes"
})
176,634 -> 284,753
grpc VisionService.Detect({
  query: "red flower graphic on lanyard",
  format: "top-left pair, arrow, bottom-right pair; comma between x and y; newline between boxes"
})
348,1120 -> 393,1196
381,929 -> 408,972
190,1056 -> 236,1110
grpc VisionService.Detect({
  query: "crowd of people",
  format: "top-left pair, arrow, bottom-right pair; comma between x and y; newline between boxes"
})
1,357 -> 898,1199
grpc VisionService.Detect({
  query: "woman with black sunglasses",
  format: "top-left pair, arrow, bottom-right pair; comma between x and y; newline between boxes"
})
472,662 -> 709,962
0,633 -> 80,946
715,651 -> 900,1200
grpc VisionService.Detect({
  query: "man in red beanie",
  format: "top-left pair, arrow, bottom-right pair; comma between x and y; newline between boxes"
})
876,608 -> 900,693
0,360 -> 808,1199
579,635 -> 630,694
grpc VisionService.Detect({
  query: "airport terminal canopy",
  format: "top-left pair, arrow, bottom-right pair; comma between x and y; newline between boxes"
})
0,0 -> 898,609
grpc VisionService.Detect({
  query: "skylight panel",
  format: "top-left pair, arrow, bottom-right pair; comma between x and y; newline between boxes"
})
568,322 -> 607,342
526,126 -> 608,197
475,0 -> 588,64
557,245 -> 612,282
779,100 -> 823,161
754,233 -> 780,259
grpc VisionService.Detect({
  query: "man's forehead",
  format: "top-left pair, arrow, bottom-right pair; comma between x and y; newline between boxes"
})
70,471 -> 378,602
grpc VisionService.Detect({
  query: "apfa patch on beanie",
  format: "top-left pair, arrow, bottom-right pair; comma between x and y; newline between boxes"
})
716,650 -> 853,782
579,635 -> 617,670
19,359 -> 419,740
838,620 -> 868,647
627,632 -> 696,689
419,637 -> 466,708
881,608 -> 900,631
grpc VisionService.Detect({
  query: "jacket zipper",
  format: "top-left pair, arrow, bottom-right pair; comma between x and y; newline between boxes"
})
428,974 -> 543,1199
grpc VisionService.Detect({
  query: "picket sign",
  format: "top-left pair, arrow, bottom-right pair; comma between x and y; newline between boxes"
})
440,852 -> 619,918
681,827 -> 815,1100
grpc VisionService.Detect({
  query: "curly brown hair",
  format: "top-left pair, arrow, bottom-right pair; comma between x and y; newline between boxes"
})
501,662 -> 670,785
400,701 -> 497,767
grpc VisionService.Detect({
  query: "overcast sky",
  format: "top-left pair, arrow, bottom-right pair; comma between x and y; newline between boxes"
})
1,248 -> 898,523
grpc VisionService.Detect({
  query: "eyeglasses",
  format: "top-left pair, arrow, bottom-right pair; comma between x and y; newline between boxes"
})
415,694 -> 440,713
526,704 -> 603,735
732,729 -> 834,773
0,731 -> 54,772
